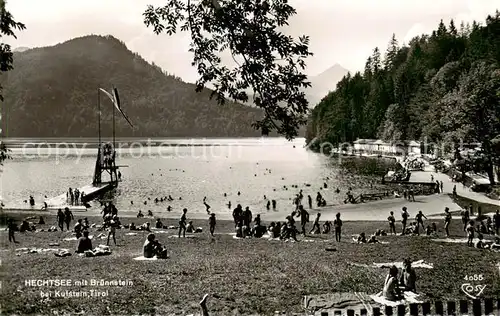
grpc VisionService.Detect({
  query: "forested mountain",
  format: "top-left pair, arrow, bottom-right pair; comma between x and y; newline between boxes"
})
0,35 -> 275,138
306,12 -> 500,182
307,64 -> 349,106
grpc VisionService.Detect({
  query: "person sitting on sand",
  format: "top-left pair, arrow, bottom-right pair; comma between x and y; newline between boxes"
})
486,217 -> 494,234
466,220 -> 475,247
494,210 -> 500,235
475,234 -> 485,249
322,221 -> 332,234
375,229 -> 387,236
147,210 -> 154,217
76,231 -> 93,253
186,221 -> 195,233
74,219 -> 84,239
357,232 -> 367,243
253,214 -> 265,238
209,213 -> 216,237
179,208 -> 188,238
38,216 -> 45,225
139,222 -> 151,232
137,210 -> 144,218
83,217 -> 90,229
155,219 -> 163,229
19,220 -> 31,233
425,225 -> 432,236
383,265 -> 402,301
143,233 -> 168,259
399,259 -> 417,292
479,221 -> 488,234
388,211 -> 396,235
309,213 -> 321,234
368,234 -> 379,244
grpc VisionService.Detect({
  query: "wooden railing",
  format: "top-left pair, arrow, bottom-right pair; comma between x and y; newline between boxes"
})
309,298 -> 499,316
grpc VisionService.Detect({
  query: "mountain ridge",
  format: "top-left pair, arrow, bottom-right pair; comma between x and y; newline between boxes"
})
1,35 -> 294,138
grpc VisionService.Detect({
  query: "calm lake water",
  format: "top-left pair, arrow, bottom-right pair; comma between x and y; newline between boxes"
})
1,138 -> 375,217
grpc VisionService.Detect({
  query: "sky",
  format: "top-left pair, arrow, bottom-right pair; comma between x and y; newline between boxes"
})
4,0 -> 500,82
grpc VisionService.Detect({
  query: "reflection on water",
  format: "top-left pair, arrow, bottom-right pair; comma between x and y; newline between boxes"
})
1,138 -> 378,216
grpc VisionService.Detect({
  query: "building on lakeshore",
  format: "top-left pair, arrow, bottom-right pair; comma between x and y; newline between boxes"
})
352,139 -> 423,156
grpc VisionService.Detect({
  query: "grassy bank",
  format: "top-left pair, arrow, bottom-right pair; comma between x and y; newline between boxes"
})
1,213 -> 499,315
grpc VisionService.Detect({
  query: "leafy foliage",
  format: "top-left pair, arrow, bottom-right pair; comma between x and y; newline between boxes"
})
0,35 -> 277,138
143,0 -> 313,139
0,0 -> 25,164
307,12 -> 500,184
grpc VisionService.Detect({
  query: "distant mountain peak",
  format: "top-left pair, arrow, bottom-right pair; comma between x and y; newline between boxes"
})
306,63 -> 349,108
13,47 -> 30,53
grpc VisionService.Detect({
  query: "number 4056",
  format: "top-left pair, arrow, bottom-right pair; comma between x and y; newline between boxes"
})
464,274 -> 484,281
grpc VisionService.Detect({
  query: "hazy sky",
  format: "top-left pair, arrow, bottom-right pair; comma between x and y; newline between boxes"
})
4,0 -> 499,82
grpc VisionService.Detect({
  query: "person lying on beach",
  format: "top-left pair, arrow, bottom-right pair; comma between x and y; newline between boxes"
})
76,231 -> 93,253
74,219 -> 84,239
475,234 -> 485,249
143,233 -> 168,259
356,232 -> 367,243
383,265 -> 402,301
322,221 -> 332,234
490,237 -> 500,250
368,234 -> 379,244
399,259 -> 416,292
375,229 -> 387,236
155,219 -> 163,229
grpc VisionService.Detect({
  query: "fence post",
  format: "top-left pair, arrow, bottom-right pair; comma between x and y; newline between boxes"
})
472,299 -> 481,316
435,301 -> 444,315
447,300 -> 456,315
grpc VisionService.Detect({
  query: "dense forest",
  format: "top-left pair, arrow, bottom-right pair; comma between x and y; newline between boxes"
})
306,12 -> 500,183
0,35 -> 281,138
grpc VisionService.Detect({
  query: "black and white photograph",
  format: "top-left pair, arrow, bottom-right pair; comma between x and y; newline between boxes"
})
1,0 -> 500,315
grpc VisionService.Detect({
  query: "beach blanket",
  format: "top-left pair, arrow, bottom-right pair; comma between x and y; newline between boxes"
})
125,232 -> 138,236
373,260 -> 433,269
16,247 -> 69,253
351,259 -> 433,269
369,291 -> 423,306
168,234 -> 196,238
133,256 -> 159,261
63,236 -> 93,241
304,292 -> 374,313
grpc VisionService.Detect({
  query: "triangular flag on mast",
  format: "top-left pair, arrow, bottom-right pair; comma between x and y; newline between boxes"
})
99,87 -> 134,128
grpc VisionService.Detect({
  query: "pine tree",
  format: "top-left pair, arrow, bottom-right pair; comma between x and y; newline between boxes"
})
449,19 -> 457,36
372,47 -> 382,73
384,33 -> 399,70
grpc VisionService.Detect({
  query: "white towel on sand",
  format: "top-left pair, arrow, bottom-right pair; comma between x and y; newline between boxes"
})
133,256 -> 158,261
125,233 -> 138,236
370,291 -> 423,306
373,260 -> 433,269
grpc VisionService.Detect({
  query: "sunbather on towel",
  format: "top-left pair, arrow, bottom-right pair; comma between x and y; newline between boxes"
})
356,232 -> 367,243
76,231 -> 93,253
383,265 -> 402,301
368,234 -> 379,244
399,259 -> 416,292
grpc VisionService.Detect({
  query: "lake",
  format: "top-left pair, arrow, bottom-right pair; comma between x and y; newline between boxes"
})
1,137 -> 377,218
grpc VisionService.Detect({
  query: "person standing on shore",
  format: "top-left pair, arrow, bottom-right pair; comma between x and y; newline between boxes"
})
179,208 -> 188,238
493,210 -> 500,235
107,215 -> 120,246
388,211 -> 396,235
297,205 -> 309,236
444,207 -> 452,237
209,213 -> 216,237
401,207 -> 409,235
232,204 -> 243,228
466,220 -> 475,246
334,213 -> 342,242
64,207 -> 74,231
8,218 -> 17,243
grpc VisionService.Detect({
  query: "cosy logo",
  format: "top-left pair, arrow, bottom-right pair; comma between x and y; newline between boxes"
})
461,283 -> 487,299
